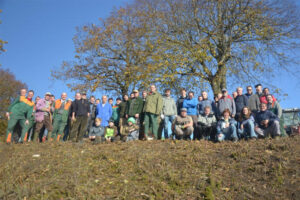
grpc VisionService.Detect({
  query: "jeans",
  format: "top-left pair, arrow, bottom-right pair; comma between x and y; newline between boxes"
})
163,115 -> 175,139
217,124 -> 238,142
238,120 -> 257,139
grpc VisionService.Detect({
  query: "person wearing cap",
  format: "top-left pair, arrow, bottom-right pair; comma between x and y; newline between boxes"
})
51,92 -> 72,141
5,89 -> 35,143
104,119 -> 118,142
33,92 -> 53,142
143,85 -> 163,140
248,84 -> 263,115
120,117 -> 139,142
183,91 -> 198,139
96,95 -> 112,127
217,89 -> 236,119
111,97 -> 122,128
69,92 -> 90,142
161,88 -> 177,139
172,108 -> 194,140
126,90 -> 144,124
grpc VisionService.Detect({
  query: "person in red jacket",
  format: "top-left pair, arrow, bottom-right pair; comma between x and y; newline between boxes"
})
260,88 -> 276,104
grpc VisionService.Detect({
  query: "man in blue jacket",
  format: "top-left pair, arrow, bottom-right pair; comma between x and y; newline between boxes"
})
198,91 -> 216,115
183,91 -> 198,139
96,95 -> 112,127
255,103 -> 280,138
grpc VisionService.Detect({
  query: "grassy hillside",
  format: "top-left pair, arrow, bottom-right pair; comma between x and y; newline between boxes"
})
0,136 -> 299,200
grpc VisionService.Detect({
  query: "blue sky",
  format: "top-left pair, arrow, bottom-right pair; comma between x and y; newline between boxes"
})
0,0 -> 299,108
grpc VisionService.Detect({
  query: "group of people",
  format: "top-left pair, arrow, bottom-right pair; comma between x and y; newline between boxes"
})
4,83 -> 285,144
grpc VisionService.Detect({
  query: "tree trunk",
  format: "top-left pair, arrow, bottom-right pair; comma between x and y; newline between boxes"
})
210,64 -> 227,97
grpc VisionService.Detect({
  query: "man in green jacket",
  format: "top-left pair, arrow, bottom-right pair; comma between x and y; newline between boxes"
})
51,93 -> 72,141
119,94 -> 129,134
126,90 -> 144,125
5,90 -> 35,143
143,85 -> 163,140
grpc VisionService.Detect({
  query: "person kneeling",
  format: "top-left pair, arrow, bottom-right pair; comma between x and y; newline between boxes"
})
89,118 -> 105,143
104,120 -> 118,142
172,108 -> 194,140
255,103 -> 280,138
237,106 -> 257,140
120,117 -> 139,142
197,106 -> 217,141
216,109 -> 238,142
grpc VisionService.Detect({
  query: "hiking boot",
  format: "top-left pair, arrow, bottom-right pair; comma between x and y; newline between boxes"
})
232,138 -> 238,143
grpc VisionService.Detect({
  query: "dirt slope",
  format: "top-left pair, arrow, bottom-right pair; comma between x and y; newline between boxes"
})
0,137 -> 299,200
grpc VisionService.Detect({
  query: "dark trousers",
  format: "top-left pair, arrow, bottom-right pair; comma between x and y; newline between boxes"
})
189,115 -> 198,140
197,125 -> 216,141
69,115 -> 88,142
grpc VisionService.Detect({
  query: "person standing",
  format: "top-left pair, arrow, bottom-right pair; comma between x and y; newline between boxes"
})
234,87 -> 248,120
111,97 -> 122,128
96,95 -> 112,127
87,96 -> 97,135
176,88 -> 187,115
245,86 -> 253,100
126,90 -> 144,125
143,85 -> 163,140
198,91 -> 216,115
217,89 -> 236,119
139,91 -> 148,140
260,88 -> 276,104
51,93 -> 72,141
248,84 -> 262,115
69,93 -> 90,142
119,94 -> 129,135
34,92 -> 53,142
5,90 -> 35,143
183,91 -> 198,140
161,89 -> 177,139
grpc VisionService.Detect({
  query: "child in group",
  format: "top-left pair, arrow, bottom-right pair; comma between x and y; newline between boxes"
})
121,117 -> 139,142
89,118 -> 105,143
104,120 -> 118,142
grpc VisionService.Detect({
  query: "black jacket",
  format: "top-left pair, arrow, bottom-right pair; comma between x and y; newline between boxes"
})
72,99 -> 90,117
